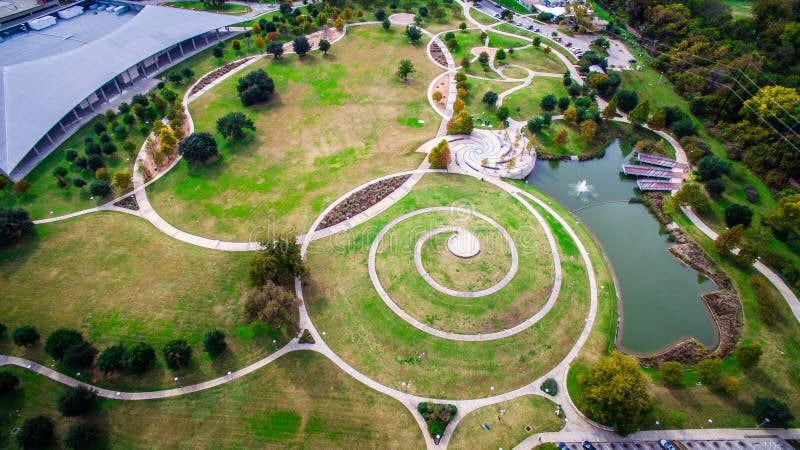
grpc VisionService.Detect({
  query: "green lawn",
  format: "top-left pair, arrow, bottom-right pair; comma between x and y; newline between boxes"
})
464,78 -> 522,128
506,45 -> 567,73
450,29 -> 487,63
470,7 -> 500,25
162,1 -> 251,14
494,0 -> 530,14
375,195 -> 554,334
0,212 -> 293,391
449,395 -> 564,449
501,66 -> 529,79
0,115 -> 139,220
502,76 -> 567,121
724,0 -> 752,16
148,25 -> 437,241
494,24 -> 578,63
0,352 -> 424,449
487,30 -> 529,50
304,173 -> 593,398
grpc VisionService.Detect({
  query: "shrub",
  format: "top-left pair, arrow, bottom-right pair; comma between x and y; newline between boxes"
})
540,94 -> 557,111
12,326 -> 39,347
95,167 -> 110,181
87,154 -> 105,171
754,397 -> 794,427
696,358 -> 722,385
96,344 -> 127,374
89,180 -> 111,197
244,282 -> 300,331
62,340 -> 97,368
64,422 -> 101,450
57,386 -> 97,417
744,185 -> 760,203
65,149 -> 79,162
540,378 -> 558,396
217,112 -> 256,140
724,203 -> 753,228
17,416 -> 54,450
720,376 -> 741,396
125,342 -> 156,374
45,329 -> 84,360
705,179 -> 726,198
0,371 -> 20,395
203,330 -> 227,358
672,118 -> 697,138
178,132 -> 218,164
659,361 -> 683,386
417,402 -> 457,438
673,183 -> 713,216
292,36 -> 311,56
482,91 -> 498,106
237,69 -> 276,106
750,275 -> 783,324
735,343 -> 763,369
0,207 -> 34,245
73,178 -> 87,188
12,180 -> 31,193
163,340 -> 193,370
696,155 -> 730,181
615,89 -> 638,112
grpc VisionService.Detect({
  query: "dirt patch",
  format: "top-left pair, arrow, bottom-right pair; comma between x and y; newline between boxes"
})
430,42 -> 447,67
285,27 -> 344,53
432,73 -> 449,114
189,58 -> 253,97
389,13 -> 416,25
317,175 -> 412,230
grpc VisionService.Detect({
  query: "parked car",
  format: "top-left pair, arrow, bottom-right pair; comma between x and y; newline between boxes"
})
516,21 -> 523,26
527,24 -> 534,30
565,42 -> 572,47
660,440 -> 676,450
494,13 -> 500,17
629,58 -> 637,63
582,442 -> 597,450
535,28 -> 541,32
558,444 -> 569,450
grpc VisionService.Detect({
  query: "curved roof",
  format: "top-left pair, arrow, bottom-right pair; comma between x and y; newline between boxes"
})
0,5 -> 240,175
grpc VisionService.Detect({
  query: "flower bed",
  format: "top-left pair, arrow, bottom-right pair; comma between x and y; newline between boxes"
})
189,58 -> 253,97
316,175 -> 411,230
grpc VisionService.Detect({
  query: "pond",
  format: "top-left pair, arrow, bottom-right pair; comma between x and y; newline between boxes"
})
525,140 -> 717,354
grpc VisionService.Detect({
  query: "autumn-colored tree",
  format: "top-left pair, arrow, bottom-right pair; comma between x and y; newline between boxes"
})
563,107 -> 578,123
453,99 -> 465,112
554,129 -> 568,146
580,120 -> 598,142
334,16 -> 345,30
447,110 -> 474,135
647,108 -> 666,128
457,87 -> 467,99
428,140 -> 451,168
231,39 -> 242,52
601,97 -> 618,120
341,7 -> 354,20
432,91 -> 443,103
714,224 -> 743,256
112,171 -> 132,190
254,36 -> 266,53
159,128 -> 177,154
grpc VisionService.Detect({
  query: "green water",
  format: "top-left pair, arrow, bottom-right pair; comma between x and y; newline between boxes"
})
525,140 -> 716,353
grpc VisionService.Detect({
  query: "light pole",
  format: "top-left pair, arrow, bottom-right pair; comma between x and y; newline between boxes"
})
758,418 -> 771,428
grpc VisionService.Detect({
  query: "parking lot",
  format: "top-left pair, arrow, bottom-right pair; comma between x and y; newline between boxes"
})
473,0 -> 636,69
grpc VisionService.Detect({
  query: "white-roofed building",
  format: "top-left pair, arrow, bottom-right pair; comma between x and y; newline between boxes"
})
0,3 -> 242,179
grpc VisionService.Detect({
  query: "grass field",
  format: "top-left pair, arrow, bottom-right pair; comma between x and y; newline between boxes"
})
470,7 -> 500,25
464,78 -> 522,128
0,115 -> 139,220
494,0 -> 530,14
304,173 -> 593,398
502,76 -> 567,121
724,0 -> 752,16
374,193 -> 554,334
0,352 -> 424,449
0,212 -> 294,390
501,66 -> 529,79
506,45 -> 567,73
450,29 -> 487,63
162,1 -> 251,14
494,24 -> 578,63
487,31 -> 529,50
449,395 -> 564,449
148,26 -> 437,241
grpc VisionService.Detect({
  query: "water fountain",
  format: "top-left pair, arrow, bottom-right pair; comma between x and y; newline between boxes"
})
571,179 -> 596,202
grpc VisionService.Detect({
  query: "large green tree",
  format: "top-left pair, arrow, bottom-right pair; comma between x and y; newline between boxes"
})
581,352 -> 653,435
179,132 -> 218,164
0,207 -> 34,245
217,112 -> 256,140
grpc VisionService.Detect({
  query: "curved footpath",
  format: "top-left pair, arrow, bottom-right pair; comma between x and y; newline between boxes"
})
10,7 -> 800,448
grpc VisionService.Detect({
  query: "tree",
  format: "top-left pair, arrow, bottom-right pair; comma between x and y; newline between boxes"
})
64,422 -> 101,450
602,96 -> 618,120
428,139 -> 451,169
697,358 -> 722,385
459,22 -> 467,30
375,9 -> 386,20
0,207 -> 34,245
179,132 -> 218,164
659,361 -> 683,387
418,5 -> 428,16
671,118 -> 697,138
181,68 -> 193,80
12,326 -> 40,347
720,376 -> 741,396
554,129 -> 568,147
237,69 -> 275,106
447,110 -> 474,135
696,155 -> 730,181
231,39 -> 242,52
96,344 -> 127,374
705,179 -> 726,198
267,41 -> 284,59
12,180 -> 31,193
452,99 -> 465,112
89,180 -> 111,197
735,343 -> 763,369
254,36 -> 266,53
212,46 -> 223,59
163,340 -> 193,370
540,94 -> 557,112
674,183 -> 713,215
715,224 -> 743,255
628,99 -> 650,126
754,397 -> 795,427
615,90 -> 639,113
482,91 -> 498,107
17,416 -> 54,450
253,237 -> 306,285
203,330 -> 227,358
557,96 -> 571,112
563,107 -> 578,123
478,51 -> 489,65
244,282 -> 300,331
495,106 -> 510,123
125,342 -> 156,374
527,117 -> 544,134
580,120 -> 598,142
725,203 -> 754,228
334,16 -> 345,30
397,59 -> 416,81
581,352 -> 653,435
0,371 -> 20,395
318,39 -> 331,54
62,340 -> 97,368
405,25 -> 422,43
292,36 -> 311,56
383,18 -> 391,29
45,328 -> 84,361
432,91 -> 443,103
495,48 -> 506,62
57,386 -> 97,417
87,154 -> 105,171
73,178 -> 87,189
217,112 -> 256,140
112,171 -> 132,190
